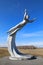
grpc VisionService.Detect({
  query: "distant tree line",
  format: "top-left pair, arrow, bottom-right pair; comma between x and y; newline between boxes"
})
17,46 -> 37,49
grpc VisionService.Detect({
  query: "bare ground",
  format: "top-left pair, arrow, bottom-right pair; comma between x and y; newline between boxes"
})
0,56 -> 43,65
0,48 -> 43,65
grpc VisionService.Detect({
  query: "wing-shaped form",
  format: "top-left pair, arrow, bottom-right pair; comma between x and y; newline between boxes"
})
29,18 -> 36,23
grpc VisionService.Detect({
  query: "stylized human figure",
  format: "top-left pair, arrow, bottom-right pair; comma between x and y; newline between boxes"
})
7,9 -> 36,60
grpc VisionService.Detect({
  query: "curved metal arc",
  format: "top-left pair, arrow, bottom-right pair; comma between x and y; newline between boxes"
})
7,10 -> 36,60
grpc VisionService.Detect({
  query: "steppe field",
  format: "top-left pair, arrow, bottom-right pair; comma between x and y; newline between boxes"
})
0,47 -> 43,58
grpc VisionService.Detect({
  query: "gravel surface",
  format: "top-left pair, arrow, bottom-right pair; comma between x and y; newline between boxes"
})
0,56 -> 43,65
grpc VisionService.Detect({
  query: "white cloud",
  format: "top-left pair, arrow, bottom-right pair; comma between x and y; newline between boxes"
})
0,41 -> 43,48
17,41 -> 43,47
0,31 -> 43,47
22,31 -> 43,37
0,43 -> 8,47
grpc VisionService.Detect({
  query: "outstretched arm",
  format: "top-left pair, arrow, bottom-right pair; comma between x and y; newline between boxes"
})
28,18 -> 36,23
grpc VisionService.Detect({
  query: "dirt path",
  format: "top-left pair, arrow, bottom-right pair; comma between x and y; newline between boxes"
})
0,56 -> 43,65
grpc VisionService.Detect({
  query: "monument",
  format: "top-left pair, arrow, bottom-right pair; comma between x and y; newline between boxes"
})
7,9 -> 36,60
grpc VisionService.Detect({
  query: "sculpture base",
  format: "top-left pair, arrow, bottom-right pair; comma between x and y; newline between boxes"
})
9,55 -> 34,60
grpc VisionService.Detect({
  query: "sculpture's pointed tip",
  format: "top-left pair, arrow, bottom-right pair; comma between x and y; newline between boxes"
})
23,9 -> 29,20
24,9 -> 27,19
24,9 -> 27,15
25,9 -> 27,12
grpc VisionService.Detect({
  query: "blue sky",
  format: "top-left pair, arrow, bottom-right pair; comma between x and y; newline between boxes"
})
0,0 -> 43,47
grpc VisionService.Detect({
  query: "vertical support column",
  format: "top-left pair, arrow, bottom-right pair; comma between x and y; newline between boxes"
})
8,35 -> 14,57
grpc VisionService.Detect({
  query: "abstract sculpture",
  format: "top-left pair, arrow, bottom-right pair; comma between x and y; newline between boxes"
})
7,9 -> 36,60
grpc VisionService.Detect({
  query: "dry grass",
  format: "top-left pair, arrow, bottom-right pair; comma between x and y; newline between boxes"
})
0,48 -> 10,58
0,48 -> 43,58
19,48 -> 43,57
